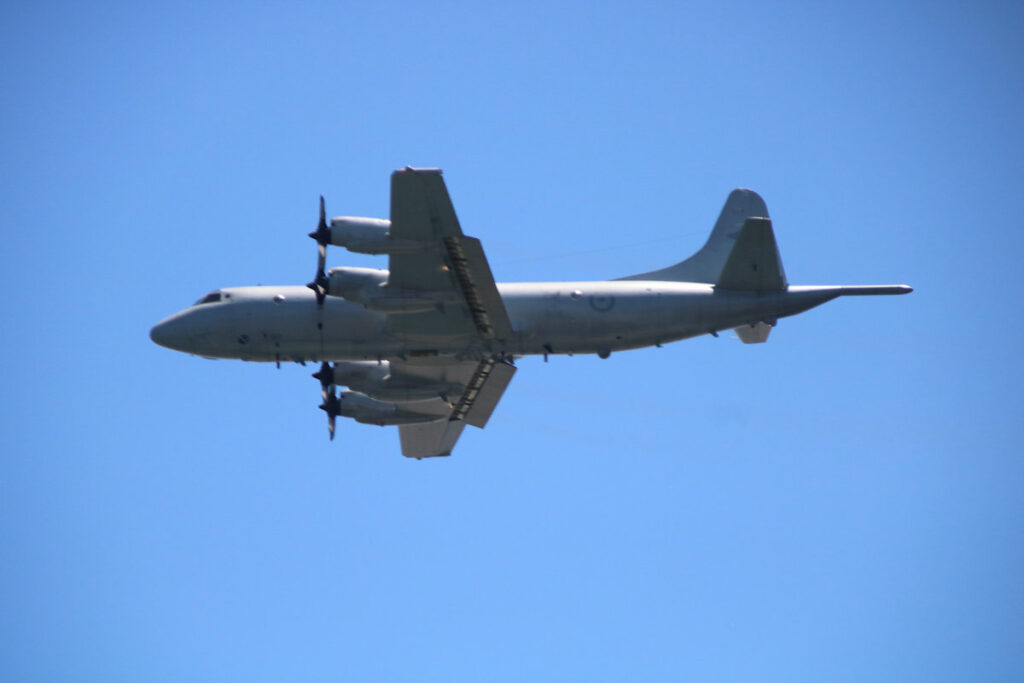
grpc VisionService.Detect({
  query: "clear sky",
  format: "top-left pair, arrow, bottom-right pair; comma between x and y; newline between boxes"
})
2,1 -> 1023,681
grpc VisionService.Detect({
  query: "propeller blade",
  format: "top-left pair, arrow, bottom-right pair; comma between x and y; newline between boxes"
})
313,362 -> 335,403
305,279 -> 327,305
308,195 -> 330,244
316,366 -> 341,441
318,388 -> 341,441
312,361 -> 333,385
308,196 -> 330,306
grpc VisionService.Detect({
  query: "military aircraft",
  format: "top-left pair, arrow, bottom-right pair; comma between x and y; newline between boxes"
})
150,167 -> 911,458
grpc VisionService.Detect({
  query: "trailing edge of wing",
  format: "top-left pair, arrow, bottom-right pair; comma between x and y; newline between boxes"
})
442,236 -> 514,341
451,357 -> 516,429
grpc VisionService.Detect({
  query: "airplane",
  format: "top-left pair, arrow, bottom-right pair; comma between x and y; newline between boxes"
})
150,167 -> 911,459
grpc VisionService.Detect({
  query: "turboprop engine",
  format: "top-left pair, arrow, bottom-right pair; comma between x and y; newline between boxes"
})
338,390 -> 397,423
338,390 -> 449,426
306,199 -> 445,311
327,266 -> 456,313
327,266 -> 388,302
313,362 -> 458,437
323,361 -> 463,403
328,217 -> 424,255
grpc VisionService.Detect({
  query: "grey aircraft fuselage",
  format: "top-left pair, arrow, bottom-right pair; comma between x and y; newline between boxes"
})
149,170 -> 911,458
151,281 -> 906,364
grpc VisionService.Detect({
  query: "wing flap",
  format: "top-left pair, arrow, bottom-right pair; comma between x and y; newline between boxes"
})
442,236 -> 514,341
451,358 -> 516,429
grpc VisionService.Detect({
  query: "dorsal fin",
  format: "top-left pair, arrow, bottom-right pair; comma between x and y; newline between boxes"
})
617,188 -> 770,283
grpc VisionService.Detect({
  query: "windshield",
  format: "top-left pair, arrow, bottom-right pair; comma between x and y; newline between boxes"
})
194,291 -> 222,305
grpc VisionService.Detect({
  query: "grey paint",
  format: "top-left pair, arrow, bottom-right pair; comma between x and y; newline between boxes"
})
150,171 -> 911,457
151,282 -> 906,363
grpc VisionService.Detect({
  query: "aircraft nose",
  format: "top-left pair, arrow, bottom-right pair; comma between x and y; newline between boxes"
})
150,315 -> 189,351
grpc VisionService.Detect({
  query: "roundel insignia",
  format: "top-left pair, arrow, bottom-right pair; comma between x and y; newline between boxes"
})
589,295 -> 615,312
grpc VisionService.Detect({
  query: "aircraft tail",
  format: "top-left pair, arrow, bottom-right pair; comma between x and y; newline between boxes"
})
619,188 -> 790,344
617,189 -> 911,345
617,188 -> 782,286
715,216 -> 788,291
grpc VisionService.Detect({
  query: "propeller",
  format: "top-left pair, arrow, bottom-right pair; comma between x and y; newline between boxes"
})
314,361 -> 339,440
319,390 -> 340,441
312,361 -> 336,390
306,196 -> 330,306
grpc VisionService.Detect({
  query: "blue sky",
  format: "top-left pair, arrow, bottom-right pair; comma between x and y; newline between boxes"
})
2,1 -> 1023,681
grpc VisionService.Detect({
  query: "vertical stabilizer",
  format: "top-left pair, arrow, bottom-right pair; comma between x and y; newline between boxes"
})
715,217 -> 787,291
617,188 -> 770,283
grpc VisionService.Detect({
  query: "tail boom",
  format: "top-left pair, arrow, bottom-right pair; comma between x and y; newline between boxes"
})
828,285 -> 913,296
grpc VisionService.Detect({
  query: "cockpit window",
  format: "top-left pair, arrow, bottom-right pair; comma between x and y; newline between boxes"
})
194,291 -> 222,305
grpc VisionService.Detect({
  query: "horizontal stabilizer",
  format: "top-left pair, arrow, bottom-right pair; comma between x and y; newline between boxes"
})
716,217 -> 787,292
734,321 -> 772,343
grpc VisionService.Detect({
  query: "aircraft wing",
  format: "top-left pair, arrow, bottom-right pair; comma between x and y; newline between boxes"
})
394,356 -> 517,458
385,168 -> 513,344
399,420 -> 468,460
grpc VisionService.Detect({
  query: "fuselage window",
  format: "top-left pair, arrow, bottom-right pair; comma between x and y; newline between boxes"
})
194,292 -> 222,305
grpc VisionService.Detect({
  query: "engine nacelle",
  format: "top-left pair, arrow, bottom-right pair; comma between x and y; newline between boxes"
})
338,390 -> 396,423
327,267 -> 388,303
338,390 -> 448,425
332,361 -> 461,403
327,267 -> 454,314
330,361 -> 387,386
329,216 -> 424,255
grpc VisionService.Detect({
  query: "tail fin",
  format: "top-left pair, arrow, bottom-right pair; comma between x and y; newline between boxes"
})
618,189 -> 777,284
716,217 -> 787,291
